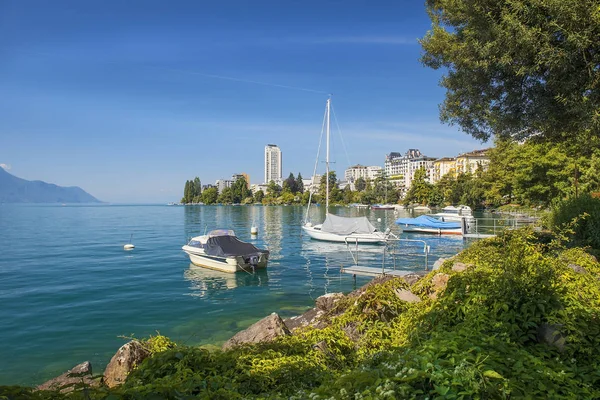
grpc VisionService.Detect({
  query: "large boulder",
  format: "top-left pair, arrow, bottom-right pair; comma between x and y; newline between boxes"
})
103,340 -> 150,388
537,323 -> 566,352
284,308 -> 324,332
223,312 -> 290,350
429,273 -> 450,300
37,361 -> 98,393
315,292 -> 345,312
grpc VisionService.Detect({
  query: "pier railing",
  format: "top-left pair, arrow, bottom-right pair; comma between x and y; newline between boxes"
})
463,215 -> 541,238
342,237 -> 431,277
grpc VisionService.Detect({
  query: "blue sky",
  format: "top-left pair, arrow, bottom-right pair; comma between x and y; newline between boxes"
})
0,0 -> 486,203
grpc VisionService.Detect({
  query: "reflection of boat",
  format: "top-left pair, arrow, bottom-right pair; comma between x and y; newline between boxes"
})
302,97 -> 392,244
182,229 -> 269,273
184,263 -> 269,292
429,205 -> 474,222
395,215 -> 465,235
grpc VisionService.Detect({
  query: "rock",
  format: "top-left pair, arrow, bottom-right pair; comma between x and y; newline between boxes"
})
394,288 -> 421,303
103,340 -> 150,388
37,361 -> 98,393
433,258 -> 446,270
403,273 -> 425,286
429,273 -> 450,300
568,263 -> 588,274
315,293 -> 344,312
283,308 -> 324,332
223,312 -> 290,350
537,323 -> 566,352
452,262 -> 469,273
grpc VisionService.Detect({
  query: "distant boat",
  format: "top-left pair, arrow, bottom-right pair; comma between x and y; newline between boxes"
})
395,215 -> 465,235
371,204 -> 396,210
429,205 -> 474,222
182,229 -> 269,273
302,97 -> 392,244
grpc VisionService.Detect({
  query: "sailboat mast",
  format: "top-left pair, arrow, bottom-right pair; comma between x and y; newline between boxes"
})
325,96 -> 331,214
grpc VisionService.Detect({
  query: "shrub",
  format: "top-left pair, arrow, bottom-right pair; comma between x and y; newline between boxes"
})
548,194 -> 600,251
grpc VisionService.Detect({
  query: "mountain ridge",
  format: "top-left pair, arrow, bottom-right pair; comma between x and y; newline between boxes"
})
0,167 -> 101,203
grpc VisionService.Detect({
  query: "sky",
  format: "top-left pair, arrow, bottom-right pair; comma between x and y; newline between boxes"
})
0,0 -> 487,203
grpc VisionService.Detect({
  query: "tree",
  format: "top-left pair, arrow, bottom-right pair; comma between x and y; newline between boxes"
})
403,168 -> 433,206
421,0 -> 600,143
201,187 -> 218,205
253,190 -> 264,203
231,177 -> 250,203
319,171 -> 340,204
217,187 -> 234,204
284,173 -> 297,194
266,180 -> 281,198
296,173 -> 304,193
355,177 -> 366,192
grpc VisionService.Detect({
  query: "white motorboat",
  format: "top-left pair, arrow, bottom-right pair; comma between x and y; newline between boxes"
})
430,205 -> 474,222
302,97 -> 393,244
182,229 -> 269,273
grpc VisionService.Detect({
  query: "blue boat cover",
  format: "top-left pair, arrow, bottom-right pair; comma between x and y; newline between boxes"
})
395,215 -> 461,229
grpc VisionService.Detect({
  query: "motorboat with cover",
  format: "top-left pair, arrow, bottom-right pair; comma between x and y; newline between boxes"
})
429,205 -> 474,222
182,229 -> 269,273
302,96 -> 393,244
395,215 -> 466,235
303,213 -> 390,244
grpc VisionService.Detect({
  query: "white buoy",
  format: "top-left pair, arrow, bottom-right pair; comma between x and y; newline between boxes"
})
377,218 -> 382,222
124,234 -> 134,250
251,226 -> 258,235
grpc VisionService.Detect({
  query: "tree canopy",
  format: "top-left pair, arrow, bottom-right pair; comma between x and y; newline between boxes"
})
421,0 -> 600,142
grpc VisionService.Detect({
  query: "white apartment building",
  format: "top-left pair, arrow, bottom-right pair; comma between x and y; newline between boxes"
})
264,144 -> 282,184
456,149 -> 490,174
215,179 -> 233,193
344,165 -> 383,182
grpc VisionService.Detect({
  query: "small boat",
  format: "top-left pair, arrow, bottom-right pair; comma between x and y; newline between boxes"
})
182,229 -> 269,273
371,204 -> 396,210
411,205 -> 432,212
429,205 -> 474,222
395,215 -> 465,235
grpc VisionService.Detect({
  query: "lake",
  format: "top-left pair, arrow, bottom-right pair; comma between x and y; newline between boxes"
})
0,204 -> 469,386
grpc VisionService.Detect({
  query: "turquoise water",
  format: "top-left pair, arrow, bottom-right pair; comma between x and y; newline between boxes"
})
0,204 -> 468,386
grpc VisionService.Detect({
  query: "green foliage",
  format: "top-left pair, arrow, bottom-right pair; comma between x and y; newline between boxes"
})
403,168 -> 433,206
201,187 -> 218,205
421,0 -> 600,143
549,194 -> 600,251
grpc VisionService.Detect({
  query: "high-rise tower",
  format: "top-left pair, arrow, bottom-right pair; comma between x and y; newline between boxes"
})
264,144 -> 282,184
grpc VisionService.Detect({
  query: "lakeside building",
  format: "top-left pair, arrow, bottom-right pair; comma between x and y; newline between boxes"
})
384,149 -> 435,196
344,165 -> 383,184
303,175 -> 322,194
202,184 -> 216,192
264,144 -> 282,184
432,157 -> 457,183
250,183 -> 268,194
232,173 -> 250,188
456,149 -> 491,174
215,179 -> 233,193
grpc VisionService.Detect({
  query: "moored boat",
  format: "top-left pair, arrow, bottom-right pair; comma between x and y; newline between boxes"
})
182,229 -> 269,273
429,205 -> 474,222
395,215 -> 466,235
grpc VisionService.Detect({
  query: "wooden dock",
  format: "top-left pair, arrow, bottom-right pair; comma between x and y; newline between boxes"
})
341,265 -> 416,277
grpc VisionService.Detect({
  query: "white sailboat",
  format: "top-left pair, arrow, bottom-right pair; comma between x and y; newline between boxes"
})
302,97 -> 391,244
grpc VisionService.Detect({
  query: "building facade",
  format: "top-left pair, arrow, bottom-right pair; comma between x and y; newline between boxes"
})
264,144 -> 282,184
432,157 -> 457,183
455,149 -> 490,175
344,165 -> 383,182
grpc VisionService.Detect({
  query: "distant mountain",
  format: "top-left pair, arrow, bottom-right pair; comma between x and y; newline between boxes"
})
0,168 -> 101,203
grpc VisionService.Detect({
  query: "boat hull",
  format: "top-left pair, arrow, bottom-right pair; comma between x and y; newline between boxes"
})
398,225 -> 463,235
182,246 -> 268,273
302,225 -> 387,244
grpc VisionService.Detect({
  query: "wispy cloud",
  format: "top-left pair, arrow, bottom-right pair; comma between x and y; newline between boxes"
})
308,35 -> 418,45
0,163 -> 11,170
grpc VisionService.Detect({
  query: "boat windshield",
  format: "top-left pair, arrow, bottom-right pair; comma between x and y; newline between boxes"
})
187,240 -> 203,248
207,229 -> 236,237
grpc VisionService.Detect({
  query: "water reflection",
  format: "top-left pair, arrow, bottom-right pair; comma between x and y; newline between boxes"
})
184,264 -> 269,298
